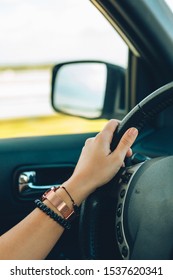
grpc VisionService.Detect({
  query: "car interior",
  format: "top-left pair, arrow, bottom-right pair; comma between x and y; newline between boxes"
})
1,0 -> 173,260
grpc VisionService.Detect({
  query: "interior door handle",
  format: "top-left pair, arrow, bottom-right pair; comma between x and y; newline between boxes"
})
18,171 -> 60,193
16,164 -> 74,199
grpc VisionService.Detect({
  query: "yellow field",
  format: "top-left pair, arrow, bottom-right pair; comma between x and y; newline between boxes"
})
0,67 -> 107,139
0,113 -> 107,139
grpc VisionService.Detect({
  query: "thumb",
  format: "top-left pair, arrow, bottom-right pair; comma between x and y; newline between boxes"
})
113,127 -> 138,160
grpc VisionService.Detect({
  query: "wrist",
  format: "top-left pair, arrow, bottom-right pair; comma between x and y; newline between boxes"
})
62,174 -> 96,206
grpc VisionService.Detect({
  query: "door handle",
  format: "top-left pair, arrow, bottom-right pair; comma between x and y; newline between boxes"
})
18,171 -> 60,193
16,164 -> 75,199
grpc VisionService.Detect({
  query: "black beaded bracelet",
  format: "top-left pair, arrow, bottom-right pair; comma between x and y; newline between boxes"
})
34,199 -> 71,230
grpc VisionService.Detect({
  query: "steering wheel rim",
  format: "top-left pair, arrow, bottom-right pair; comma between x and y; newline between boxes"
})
79,81 -> 173,260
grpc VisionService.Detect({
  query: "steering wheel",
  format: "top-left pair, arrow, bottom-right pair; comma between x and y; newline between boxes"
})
79,81 -> 173,260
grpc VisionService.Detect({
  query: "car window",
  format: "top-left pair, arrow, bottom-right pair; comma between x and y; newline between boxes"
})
165,0 -> 173,12
0,0 -> 128,138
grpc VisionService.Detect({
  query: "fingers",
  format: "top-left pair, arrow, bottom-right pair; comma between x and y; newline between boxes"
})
113,127 -> 138,161
96,119 -> 119,144
126,147 -> 132,158
84,137 -> 94,146
102,119 -> 120,133
84,121 -> 137,165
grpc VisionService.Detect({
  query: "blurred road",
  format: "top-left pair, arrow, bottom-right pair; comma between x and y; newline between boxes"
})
0,69 -> 54,119
0,68 -> 107,139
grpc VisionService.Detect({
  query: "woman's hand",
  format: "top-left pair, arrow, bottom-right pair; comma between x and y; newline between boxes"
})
64,119 -> 138,204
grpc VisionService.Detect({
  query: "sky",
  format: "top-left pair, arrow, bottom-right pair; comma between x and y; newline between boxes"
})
0,0 -> 128,67
165,0 -> 173,11
0,0 -> 172,68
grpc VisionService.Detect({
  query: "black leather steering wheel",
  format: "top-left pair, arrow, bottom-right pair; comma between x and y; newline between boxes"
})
79,81 -> 173,260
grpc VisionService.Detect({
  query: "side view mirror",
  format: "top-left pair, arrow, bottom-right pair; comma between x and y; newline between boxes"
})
51,61 -> 125,119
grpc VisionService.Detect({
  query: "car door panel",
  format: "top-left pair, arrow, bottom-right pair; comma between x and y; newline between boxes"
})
0,132 -> 96,259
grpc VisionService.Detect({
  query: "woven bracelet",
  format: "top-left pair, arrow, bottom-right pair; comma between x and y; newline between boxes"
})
34,199 -> 71,230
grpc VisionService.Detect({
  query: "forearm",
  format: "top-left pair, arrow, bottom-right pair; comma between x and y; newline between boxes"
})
0,179 -> 90,260
0,206 -> 64,260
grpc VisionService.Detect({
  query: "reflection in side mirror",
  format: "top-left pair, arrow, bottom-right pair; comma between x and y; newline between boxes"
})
52,62 -> 107,118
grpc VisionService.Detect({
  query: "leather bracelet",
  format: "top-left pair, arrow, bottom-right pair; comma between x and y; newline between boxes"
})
61,186 -> 80,216
35,199 -> 71,229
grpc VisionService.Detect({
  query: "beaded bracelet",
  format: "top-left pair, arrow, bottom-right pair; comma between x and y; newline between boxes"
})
61,186 -> 80,216
34,199 -> 71,230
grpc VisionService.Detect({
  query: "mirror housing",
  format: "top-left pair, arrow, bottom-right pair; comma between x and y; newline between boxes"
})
51,60 -> 125,119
